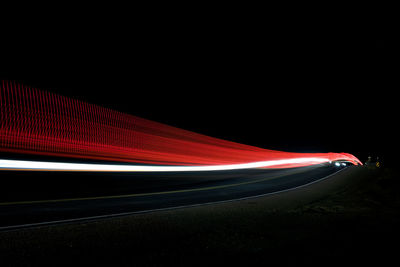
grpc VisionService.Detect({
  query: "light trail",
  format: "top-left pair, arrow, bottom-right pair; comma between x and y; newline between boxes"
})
0,158 -> 333,172
0,80 -> 362,168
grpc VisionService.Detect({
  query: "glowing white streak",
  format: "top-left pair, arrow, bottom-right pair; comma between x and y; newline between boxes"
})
0,158 -> 329,172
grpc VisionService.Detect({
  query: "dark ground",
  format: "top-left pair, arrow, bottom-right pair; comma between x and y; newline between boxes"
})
0,165 -> 399,266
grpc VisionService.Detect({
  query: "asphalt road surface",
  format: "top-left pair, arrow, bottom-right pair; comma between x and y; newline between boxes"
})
0,162 -> 348,230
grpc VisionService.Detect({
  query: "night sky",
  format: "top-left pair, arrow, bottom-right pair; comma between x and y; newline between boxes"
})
1,18 -> 395,165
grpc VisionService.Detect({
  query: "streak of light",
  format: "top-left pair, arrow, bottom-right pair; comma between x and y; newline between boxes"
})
0,158 -> 331,172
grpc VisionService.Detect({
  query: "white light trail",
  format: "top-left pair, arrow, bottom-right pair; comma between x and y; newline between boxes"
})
0,158 -> 330,172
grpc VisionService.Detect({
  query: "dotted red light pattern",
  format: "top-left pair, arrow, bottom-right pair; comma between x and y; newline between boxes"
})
0,81 -> 362,167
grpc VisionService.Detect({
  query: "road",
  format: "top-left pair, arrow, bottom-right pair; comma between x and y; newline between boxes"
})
0,162 -> 348,230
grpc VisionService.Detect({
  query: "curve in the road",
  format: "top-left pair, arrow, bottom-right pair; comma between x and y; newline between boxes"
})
0,163 -> 349,231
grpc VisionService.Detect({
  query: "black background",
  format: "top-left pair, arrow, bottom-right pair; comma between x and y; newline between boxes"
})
0,11 -> 396,165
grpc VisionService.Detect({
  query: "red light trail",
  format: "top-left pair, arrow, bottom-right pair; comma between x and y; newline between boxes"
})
0,80 -> 362,170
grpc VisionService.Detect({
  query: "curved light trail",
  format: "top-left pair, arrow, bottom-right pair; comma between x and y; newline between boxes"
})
0,80 -> 362,169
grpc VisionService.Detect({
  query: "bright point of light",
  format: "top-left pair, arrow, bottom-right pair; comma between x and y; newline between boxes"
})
341,162 -> 346,166
0,157 -> 330,172
335,162 -> 341,167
